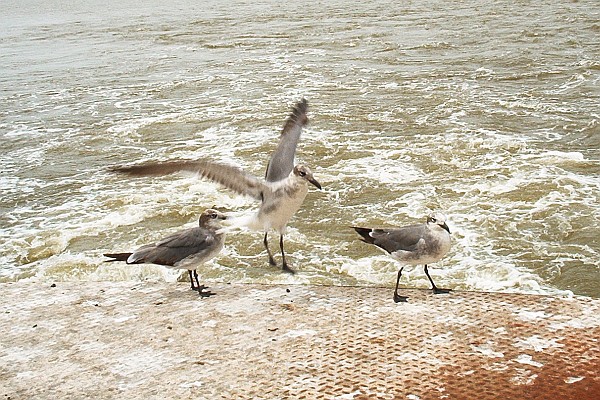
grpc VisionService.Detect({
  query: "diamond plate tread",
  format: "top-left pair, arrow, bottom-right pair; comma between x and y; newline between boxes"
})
1,281 -> 599,399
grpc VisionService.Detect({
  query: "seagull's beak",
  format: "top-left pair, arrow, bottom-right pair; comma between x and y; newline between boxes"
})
216,212 -> 227,220
441,222 -> 450,234
308,176 -> 322,190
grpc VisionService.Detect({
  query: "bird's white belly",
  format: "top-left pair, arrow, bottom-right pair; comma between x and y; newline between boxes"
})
392,233 -> 451,265
258,184 -> 308,233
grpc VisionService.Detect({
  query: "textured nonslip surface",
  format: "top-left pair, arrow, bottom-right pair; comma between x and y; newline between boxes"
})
1,281 -> 599,399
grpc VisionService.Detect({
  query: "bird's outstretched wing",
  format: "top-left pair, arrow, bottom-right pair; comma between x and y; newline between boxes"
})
264,98 -> 309,183
111,159 -> 268,200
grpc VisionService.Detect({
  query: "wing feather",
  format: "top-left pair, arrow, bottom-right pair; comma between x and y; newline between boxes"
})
129,228 -> 216,266
363,224 -> 427,254
265,98 -> 308,182
111,159 -> 267,200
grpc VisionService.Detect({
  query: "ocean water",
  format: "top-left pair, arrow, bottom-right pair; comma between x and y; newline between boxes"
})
1,0 -> 599,297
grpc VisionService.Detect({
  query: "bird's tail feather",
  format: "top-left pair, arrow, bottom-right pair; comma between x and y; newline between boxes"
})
217,213 -> 260,234
103,252 -> 133,262
352,227 -> 376,244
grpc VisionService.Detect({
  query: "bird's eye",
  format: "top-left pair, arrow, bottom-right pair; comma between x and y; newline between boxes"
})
299,171 -> 306,177
210,213 -> 217,219
431,217 -> 437,223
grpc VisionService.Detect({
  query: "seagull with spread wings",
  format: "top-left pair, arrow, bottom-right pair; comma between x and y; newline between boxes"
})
111,99 -> 320,274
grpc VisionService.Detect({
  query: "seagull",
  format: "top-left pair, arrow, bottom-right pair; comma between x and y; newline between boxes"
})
103,208 -> 227,297
353,212 -> 452,303
110,98 -> 321,274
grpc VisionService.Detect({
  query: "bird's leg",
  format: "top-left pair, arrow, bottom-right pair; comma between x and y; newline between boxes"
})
393,267 -> 408,303
424,265 -> 451,294
188,270 -> 197,291
192,270 -> 215,298
188,270 -> 204,291
263,232 -> 277,266
193,270 -> 204,291
279,234 -> 296,275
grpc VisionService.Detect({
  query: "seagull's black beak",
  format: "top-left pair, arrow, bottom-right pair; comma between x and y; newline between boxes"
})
441,222 -> 450,234
214,210 -> 227,220
308,176 -> 322,190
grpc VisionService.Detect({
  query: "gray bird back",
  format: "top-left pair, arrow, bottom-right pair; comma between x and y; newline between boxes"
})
367,224 -> 428,254
130,227 -> 220,266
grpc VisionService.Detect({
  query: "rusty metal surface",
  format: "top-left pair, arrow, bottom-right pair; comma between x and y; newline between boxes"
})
1,281 -> 599,399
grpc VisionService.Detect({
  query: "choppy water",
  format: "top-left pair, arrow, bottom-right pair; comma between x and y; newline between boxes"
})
1,0 -> 599,297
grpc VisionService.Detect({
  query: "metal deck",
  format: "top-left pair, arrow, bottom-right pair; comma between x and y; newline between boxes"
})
1,281 -> 599,399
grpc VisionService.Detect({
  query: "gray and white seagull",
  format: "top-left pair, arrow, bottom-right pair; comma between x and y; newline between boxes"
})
111,99 -> 320,274
104,208 -> 228,297
353,212 -> 452,303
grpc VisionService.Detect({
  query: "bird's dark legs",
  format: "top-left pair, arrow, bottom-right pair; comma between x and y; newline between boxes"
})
279,234 -> 295,274
264,232 -> 277,266
188,270 -> 196,290
424,265 -> 451,294
188,270 -> 215,298
263,232 -> 296,274
192,270 -> 203,291
393,267 -> 408,303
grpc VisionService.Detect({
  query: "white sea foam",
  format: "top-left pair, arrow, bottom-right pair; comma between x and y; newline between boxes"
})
331,154 -> 425,184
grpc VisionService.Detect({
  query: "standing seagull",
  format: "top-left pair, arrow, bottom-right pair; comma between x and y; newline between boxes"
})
353,212 -> 452,303
110,98 -> 320,274
104,208 -> 227,297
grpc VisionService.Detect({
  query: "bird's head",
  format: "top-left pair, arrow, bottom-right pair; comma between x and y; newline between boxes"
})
293,164 -> 322,190
426,212 -> 450,234
199,208 -> 228,228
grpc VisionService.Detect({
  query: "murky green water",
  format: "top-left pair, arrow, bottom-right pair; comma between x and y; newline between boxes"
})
1,0 -> 599,297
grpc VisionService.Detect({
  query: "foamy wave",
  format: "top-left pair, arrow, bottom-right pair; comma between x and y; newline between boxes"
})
329,153 -> 425,184
523,150 -> 587,164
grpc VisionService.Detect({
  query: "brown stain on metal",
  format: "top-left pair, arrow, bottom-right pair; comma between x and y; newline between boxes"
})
278,289 -> 600,399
